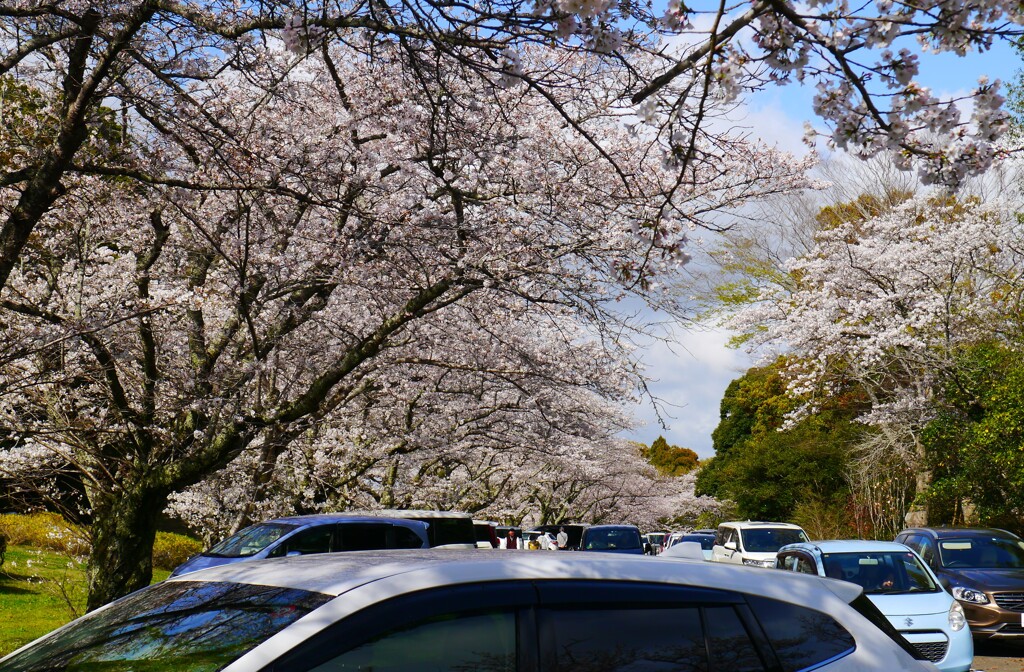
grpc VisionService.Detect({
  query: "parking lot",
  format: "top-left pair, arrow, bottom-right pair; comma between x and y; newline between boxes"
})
974,641 -> 1024,671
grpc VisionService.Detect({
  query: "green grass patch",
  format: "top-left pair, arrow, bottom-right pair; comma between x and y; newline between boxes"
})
0,543 -> 180,656
0,545 -> 88,656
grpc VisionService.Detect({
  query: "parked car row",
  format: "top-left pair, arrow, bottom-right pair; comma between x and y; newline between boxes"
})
12,507 -> 1022,672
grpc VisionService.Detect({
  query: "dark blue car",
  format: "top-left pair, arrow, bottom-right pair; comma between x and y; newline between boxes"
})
169,514 -> 430,577
579,524 -> 645,555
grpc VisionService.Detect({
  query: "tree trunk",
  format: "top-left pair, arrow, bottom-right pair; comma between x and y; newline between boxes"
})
86,485 -> 167,612
904,437 -> 930,527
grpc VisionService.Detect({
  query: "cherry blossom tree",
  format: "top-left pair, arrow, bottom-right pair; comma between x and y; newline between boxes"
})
0,41 -> 799,609
730,191 -> 1024,522
1,0 -> 1021,304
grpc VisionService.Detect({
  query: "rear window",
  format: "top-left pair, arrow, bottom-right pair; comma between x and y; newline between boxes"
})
424,517 -> 475,546
0,580 -> 332,672
583,528 -> 642,551
746,595 -> 855,671
681,535 -> 715,550
474,524 -> 495,544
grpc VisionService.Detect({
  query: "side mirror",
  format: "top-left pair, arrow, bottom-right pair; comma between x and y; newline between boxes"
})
286,550 -> 303,557
724,540 -> 737,551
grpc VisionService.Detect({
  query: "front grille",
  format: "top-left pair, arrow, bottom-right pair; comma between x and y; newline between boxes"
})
997,624 -> 1024,634
994,592 -> 1024,612
911,641 -> 948,663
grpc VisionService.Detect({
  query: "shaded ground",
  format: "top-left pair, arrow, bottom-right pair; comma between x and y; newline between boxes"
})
973,640 -> 1024,672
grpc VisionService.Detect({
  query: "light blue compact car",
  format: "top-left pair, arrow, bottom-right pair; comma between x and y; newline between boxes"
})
776,539 -> 973,672
169,514 -> 430,577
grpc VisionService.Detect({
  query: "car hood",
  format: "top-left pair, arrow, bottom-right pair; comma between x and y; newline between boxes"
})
867,591 -> 952,617
171,554 -> 243,577
944,568 -> 1024,590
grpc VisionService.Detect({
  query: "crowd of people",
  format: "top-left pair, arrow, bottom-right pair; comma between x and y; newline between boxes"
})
499,527 -> 569,550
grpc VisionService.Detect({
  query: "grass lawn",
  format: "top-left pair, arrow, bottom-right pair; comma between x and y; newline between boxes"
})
0,546 -> 171,656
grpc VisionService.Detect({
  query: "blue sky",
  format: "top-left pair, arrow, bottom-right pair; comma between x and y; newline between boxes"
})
626,35 -> 1022,458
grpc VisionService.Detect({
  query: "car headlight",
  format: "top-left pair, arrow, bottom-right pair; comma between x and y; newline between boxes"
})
948,600 -> 967,631
742,558 -> 775,568
951,586 -> 989,604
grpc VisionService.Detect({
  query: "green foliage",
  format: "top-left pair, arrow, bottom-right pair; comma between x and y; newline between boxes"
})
697,361 -> 866,522
152,532 -> 203,570
0,513 -> 90,558
814,191 -> 913,231
0,76 -> 124,171
709,365 -> 792,458
640,436 -> 699,476
791,495 -> 856,540
0,513 -> 201,570
924,341 -> 1024,529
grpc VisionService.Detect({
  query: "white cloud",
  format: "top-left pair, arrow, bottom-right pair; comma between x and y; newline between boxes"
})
626,325 -> 751,458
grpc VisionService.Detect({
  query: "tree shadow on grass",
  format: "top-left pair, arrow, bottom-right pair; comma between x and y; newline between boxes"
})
0,571 -> 44,595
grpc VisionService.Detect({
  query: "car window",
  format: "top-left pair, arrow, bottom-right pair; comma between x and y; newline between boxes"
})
268,525 -> 334,557
540,606 -> 710,671
820,552 -> 937,594
746,596 -> 855,671
681,535 -> 715,550
740,528 -> 808,553
393,525 -> 426,549
583,528 -> 642,551
206,522 -> 297,558
795,555 -> 817,575
937,536 -> 1024,568
705,605 -> 769,671
899,534 -> 921,554
308,610 -> 515,672
0,581 -> 332,672
337,523 -> 390,551
423,517 -> 476,546
918,538 -> 936,565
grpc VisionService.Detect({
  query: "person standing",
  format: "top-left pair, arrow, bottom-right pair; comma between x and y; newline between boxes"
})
503,529 -> 519,550
556,527 -> 569,550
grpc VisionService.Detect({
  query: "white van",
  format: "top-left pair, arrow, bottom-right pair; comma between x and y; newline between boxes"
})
711,521 -> 808,568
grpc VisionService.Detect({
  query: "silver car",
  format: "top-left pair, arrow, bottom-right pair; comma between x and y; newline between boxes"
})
1,550 -> 939,671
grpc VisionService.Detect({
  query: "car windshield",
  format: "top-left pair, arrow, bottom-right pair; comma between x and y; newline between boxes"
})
822,552 -> 938,595
206,522 -> 297,558
937,536 -> 1024,569
0,580 -> 332,672
584,528 -> 641,551
740,528 -> 808,553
